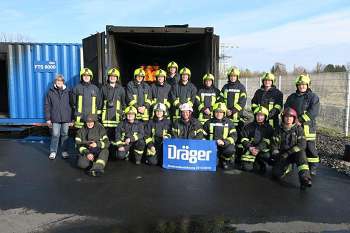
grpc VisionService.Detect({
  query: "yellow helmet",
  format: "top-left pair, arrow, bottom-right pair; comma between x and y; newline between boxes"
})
261,72 -> 275,84
167,61 -> 178,70
179,67 -> 191,77
80,68 -> 93,80
227,67 -> 240,78
155,69 -> 167,78
134,68 -> 146,78
107,67 -> 120,79
253,106 -> 269,117
213,102 -> 227,114
202,73 -> 215,82
125,106 -> 137,115
295,74 -> 311,86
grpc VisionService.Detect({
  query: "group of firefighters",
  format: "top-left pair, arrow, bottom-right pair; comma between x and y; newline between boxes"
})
45,61 -> 320,189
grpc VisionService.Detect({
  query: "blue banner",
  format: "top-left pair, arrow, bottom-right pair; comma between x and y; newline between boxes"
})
163,139 -> 217,172
34,61 -> 57,73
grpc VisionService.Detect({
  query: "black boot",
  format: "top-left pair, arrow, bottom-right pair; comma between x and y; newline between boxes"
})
89,168 -> 104,177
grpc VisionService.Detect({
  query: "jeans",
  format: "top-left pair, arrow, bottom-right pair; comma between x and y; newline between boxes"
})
50,123 -> 69,153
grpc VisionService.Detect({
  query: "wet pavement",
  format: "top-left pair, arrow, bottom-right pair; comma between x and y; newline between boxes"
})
0,138 -> 350,233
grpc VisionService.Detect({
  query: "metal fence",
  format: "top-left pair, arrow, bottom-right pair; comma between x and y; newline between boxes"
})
217,72 -> 350,135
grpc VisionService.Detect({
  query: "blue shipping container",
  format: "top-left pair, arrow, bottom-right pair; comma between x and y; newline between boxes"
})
0,43 -> 82,125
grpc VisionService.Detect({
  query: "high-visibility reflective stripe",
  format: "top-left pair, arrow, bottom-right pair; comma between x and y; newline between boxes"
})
307,157 -> 320,163
302,113 -> 311,122
145,137 -> 153,144
284,164 -> 293,176
133,132 -> 139,141
209,124 -> 214,140
174,98 -> 180,107
233,93 -> 240,105
115,141 -> 124,146
97,110 -> 102,114
269,119 -> 274,128
232,112 -> 239,122
211,96 -> 216,106
240,92 -> 247,98
198,103 -> 205,111
274,104 -> 281,110
145,94 -> 152,105
129,95 -> 137,106
241,138 -> 249,143
263,138 -> 270,145
251,103 -> 259,112
79,146 -> 88,154
147,148 -> 156,156
96,159 -> 106,167
100,141 -> 105,149
268,102 -> 274,111
164,99 -> 171,108
196,95 -> 201,102
241,154 -> 256,162
234,104 -> 242,111
102,135 -> 108,140
298,164 -> 309,171
291,146 -> 301,153
303,125 -> 316,140
223,126 -> 228,139
226,137 -> 234,144
78,95 -> 83,113
92,96 -> 96,114
102,100 -> 107,122
116,100 -> 121,122
134,149 -> 144,155
75,137 -> 82,142
172,128 -> 180,136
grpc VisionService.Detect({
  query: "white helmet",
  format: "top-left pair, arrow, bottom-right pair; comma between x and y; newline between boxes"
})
179,103 -> 193,112
154,103 -> 167,115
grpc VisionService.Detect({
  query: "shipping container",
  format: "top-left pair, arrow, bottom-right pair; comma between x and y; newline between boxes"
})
0,43 -> 82,125
83,25 -> 220,87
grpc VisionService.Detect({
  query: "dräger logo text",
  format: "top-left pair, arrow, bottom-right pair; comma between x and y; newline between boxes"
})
167,145 -> 212,164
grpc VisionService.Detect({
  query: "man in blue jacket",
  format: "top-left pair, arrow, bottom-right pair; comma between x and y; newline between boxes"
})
45,74 -> 73,160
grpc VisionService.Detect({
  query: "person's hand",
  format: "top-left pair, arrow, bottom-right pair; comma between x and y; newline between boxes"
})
118,146 -> 125,152
249,147 -> 259,156
150,146 -> 156,153
125,138 -> 131,145
204,108 -> 211,115
89,142 -> 97,148
87,153 -> 94,161
138,106 -> 145,113
217,139 -> 225,146
226,109 -> 232,116
46,120 -> 52,128
69,122 -> 74,127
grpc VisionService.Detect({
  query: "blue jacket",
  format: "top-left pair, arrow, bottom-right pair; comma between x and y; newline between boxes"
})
45,84 -> 72,123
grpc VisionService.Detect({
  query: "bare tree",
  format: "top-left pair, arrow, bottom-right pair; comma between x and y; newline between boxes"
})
0,32 -> 33,42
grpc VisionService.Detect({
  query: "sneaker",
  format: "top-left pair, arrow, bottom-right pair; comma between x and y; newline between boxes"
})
49,152 -> 56,160
61,152 -> 69,159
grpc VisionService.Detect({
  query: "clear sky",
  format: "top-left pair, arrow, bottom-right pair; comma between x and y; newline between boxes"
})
1,0 -> 350,72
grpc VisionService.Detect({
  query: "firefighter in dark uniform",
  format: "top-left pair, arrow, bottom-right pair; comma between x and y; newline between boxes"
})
220,67 -> 247,130
172,103 -> 204,139
113,106 -> 145,165
72,68 -> 101,128
150,69 -> 172,115
145,103 -> 172,165
251,72 -> 283,128
126,68 -> 152,122
100,67 -> 126,144
270,107 -> 312,189
75,114 -> 109,177
196,73 -> 220,125
240,106 -> 273,173
170,67 -> 197,121
203,103 -> 237,169
284,74 -> 320,175
166,61 -> 180,86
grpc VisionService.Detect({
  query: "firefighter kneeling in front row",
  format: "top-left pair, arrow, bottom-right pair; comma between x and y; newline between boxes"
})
270,107 -> 312,189
114,106 -> 145,165
240,106 -> 273,173
75,114 -> 109,177
203,102 -> 237,169
145,103 -> 172,165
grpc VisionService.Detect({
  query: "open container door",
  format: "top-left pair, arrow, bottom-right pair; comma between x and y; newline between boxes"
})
82,32 -> 105,86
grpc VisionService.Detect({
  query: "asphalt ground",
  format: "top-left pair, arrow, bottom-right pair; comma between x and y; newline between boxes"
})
0,137 -> 350,233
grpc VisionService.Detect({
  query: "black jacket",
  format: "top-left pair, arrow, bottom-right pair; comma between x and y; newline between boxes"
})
100,83 -> 126,126
172,117 -> 204,139
114,120 -> 145,147
75,122 -> 109,155
44,84 -> 72,123
166,73 -> 180,86
203,117 -> 237,145
271,124 -> 306,155
145,118 -> 172,147
240,121 -> 273,152
220,80 -> 247,117
170,81 -> 197,108
196,86 -> 220,113
150,82 -> 172,109
126,81 -> 152,109
251,86 -> 283,126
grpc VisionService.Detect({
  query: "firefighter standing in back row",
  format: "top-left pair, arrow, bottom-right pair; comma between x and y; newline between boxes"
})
145,103 -> 172,165
220,67 -> 247,131
72,68 -> 101,128
166,61 -> 180,86
251,72 -> 283,128
196,73 -> 220,125
170,67 -> 197,121
150,69 -> 172,115
270,107 -> 312,189
126,68 -> 152,122
284,74 -> 320,175
114,106 -> 145,165
100,67 -> 126,145
203,103 -> 237,169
